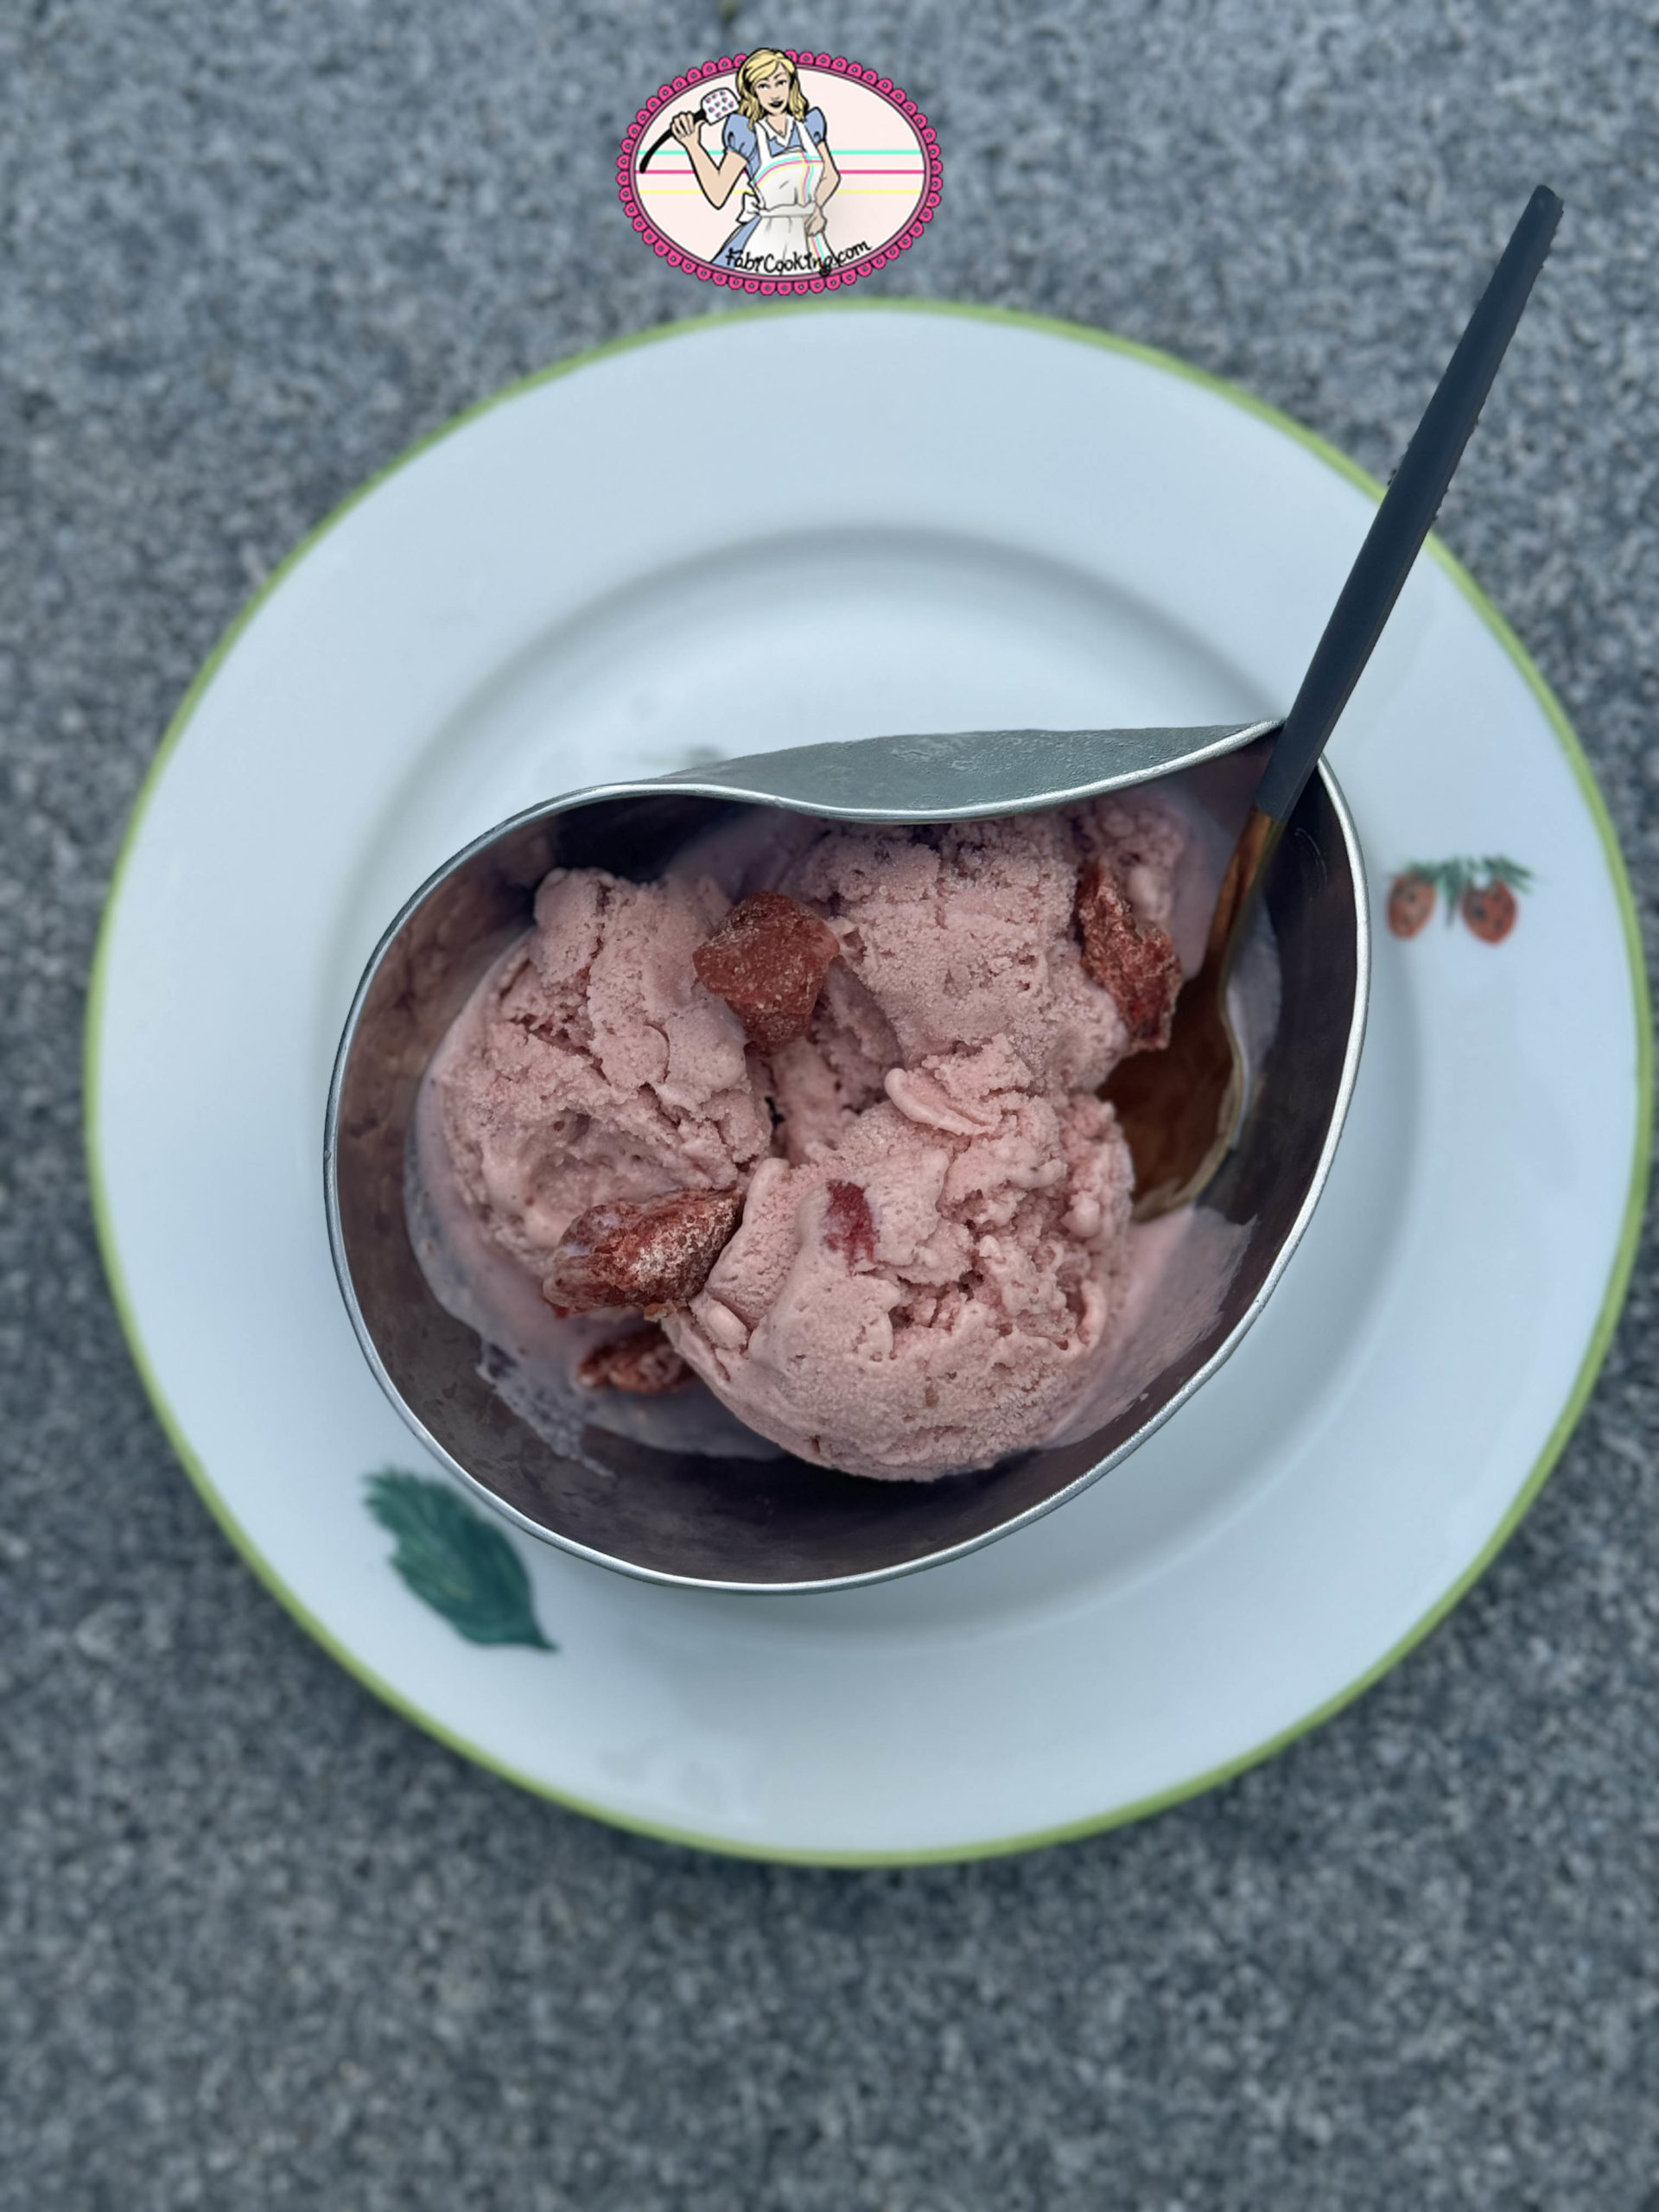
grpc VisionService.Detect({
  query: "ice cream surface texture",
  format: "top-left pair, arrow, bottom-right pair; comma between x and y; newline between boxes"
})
419,796 -> 1191,1480
428,867 -> 771,1283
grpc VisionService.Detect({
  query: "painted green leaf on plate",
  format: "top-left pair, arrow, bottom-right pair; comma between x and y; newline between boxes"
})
365,1471 -> 555,1649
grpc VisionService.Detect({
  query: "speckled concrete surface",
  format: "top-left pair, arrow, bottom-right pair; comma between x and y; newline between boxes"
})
4,3 -> 1658,2206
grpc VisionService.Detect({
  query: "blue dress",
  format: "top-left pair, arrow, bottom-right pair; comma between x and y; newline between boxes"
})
711,107 -> 830,271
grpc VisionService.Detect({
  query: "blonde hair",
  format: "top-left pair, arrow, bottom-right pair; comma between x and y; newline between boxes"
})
735,49 -> 807,124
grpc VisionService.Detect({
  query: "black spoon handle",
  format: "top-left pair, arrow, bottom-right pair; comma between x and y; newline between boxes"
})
1254,184 -> 1563,825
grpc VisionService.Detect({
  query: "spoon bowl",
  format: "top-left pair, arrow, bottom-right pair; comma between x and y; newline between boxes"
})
325,717 -> 1367,1593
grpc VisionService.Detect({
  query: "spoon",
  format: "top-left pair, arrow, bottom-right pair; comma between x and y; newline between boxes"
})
1105,183 -> 1563,1217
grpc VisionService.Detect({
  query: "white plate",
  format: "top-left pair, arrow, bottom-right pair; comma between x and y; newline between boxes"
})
87,306 -> 1649,1863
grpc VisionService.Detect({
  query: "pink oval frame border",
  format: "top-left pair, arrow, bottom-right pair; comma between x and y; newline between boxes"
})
616,52 -> 943,295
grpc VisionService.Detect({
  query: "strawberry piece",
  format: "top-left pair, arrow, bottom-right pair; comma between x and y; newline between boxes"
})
823,1179 -> 876,1265
541,1189 -> 743,1314
692,890 -> 841,1054
575,1330 -> 690,1395
1075,860 -> 1184,1051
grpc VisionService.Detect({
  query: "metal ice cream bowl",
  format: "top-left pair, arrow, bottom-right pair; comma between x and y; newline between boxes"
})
325,719 -> 1368,1593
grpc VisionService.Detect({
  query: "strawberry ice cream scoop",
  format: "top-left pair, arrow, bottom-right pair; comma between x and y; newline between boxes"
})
664,1039 -> 1135,1478
767,803 -> 1185,1160
428,866 -> 770,1281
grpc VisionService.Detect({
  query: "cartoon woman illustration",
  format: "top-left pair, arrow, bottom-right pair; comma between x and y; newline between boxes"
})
671,49 -> 840,274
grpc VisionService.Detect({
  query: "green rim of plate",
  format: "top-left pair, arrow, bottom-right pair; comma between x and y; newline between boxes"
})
83,299 -> 1655,1867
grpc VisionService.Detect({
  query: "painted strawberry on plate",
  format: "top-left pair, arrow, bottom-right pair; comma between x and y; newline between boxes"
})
1387,856 -> 1534,944
1387,869 -> 1438,938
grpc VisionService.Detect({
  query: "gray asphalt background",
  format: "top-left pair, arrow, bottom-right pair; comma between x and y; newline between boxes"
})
4,2 -> 1659,2205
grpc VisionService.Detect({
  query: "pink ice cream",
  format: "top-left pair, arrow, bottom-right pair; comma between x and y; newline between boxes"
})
417,796 -> 1190,1480
671,1039 -> 1134,1477
427,867 -> 770,1282
766,803 -> 1182,1158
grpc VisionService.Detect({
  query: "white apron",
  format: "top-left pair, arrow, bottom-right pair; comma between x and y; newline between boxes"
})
732,115 -> 830,271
